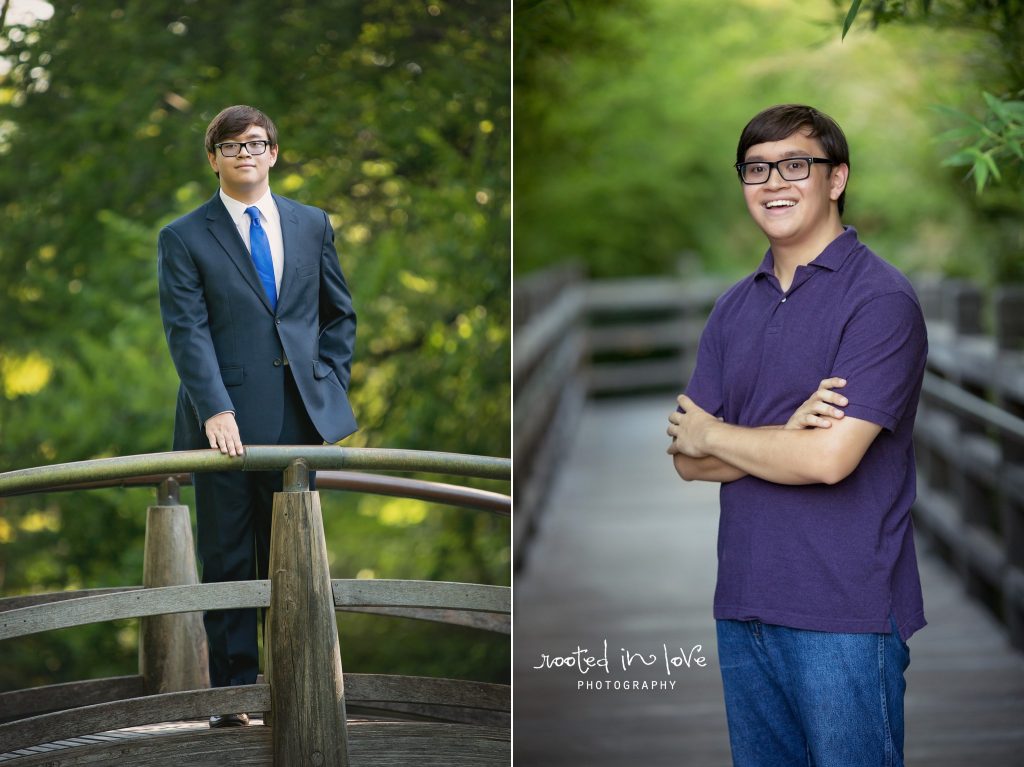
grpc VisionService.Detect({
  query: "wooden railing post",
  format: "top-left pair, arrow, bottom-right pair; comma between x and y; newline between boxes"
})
941,279 -> 997,600
266,459 -> 349,766
942,278 -> 984,336
994,285 -> 1024,355
911,275 -> 943,501
995,286 -> 1024,649
139,477 -> 210,694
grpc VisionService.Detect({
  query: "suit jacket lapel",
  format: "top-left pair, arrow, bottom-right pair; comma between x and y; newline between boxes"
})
274,194 -> 301,308
205,193 -> 275,313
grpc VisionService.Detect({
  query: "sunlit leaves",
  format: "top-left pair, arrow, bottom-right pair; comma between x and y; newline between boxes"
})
0,352 -> 53,398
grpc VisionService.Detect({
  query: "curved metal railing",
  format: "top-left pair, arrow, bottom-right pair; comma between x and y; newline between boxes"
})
0,445 -> 509,496
0,470 -> 510,515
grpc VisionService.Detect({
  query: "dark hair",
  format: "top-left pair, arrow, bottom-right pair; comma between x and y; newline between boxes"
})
736,104 -> 850,215
204,105 -> 278,154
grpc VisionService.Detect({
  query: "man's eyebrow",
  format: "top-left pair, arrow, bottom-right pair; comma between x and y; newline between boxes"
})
743,148 -> 815,162
225,131 -> 268,141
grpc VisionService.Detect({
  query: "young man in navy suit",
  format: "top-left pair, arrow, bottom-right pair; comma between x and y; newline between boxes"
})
158,105 -> 357,727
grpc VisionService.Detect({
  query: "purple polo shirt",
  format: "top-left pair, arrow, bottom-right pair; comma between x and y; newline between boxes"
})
685,227 -> 927,641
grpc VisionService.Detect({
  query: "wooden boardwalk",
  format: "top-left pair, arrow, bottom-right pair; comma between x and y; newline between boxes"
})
514,396 -> 1024,767
0,719 -> 261,762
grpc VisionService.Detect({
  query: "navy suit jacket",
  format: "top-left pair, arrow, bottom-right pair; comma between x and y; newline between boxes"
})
158,192 -> 357,449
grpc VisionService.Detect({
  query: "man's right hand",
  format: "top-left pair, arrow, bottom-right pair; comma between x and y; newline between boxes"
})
785,377 -> 848,430
205,412 -> 244,456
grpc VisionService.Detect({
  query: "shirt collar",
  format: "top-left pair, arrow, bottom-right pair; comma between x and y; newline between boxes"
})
219,187 -> 277,225
754,226 -> 859,280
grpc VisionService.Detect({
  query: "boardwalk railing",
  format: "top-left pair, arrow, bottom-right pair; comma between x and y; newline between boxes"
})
911,278 -> 1024,649
513,264 -> 588,566
514,264 -> 1024,649
0,446 -> 510,765
512,265 -> 724,565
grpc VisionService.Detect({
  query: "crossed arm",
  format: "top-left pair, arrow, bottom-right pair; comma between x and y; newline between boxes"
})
667,378 -> 882,485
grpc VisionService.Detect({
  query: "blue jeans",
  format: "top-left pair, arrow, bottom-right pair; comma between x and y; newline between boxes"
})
716,617 -> 910,767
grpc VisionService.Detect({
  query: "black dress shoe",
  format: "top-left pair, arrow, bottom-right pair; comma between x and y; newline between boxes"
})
209,713 -> 250,728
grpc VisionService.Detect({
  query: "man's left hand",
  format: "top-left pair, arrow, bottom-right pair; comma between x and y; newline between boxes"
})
667,394 -> 717,458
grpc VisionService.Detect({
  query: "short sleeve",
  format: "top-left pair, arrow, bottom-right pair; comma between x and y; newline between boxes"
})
683,307 -> 726,418
830,291 -> 927,432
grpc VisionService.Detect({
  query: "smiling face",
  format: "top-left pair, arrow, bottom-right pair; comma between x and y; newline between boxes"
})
740,129 -> 848,255
207,124 -> 278,203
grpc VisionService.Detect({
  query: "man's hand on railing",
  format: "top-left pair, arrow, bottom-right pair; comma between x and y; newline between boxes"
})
205,411 -> 244,457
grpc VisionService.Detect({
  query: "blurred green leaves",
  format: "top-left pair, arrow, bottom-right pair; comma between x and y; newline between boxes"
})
939,93 -> 1024,195
516,0 -> 1019,283
840,1 -> 1024,196
837,0 -> 1024,278
937,93 -> 1019,194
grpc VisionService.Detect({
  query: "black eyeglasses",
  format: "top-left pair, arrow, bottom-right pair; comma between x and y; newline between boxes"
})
215,140 -> 272,157
735,157 -> 833,185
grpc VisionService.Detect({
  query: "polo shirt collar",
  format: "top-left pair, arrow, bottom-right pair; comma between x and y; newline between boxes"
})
755,226 -> 859,281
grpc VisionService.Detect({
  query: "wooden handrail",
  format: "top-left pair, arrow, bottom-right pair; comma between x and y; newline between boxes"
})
0,579 -> 509,641
0,586 -> 510,638
0,446 -> 510,497
921,370 -> 1024,443
0,470 -> 510,515
317,471 -> 510,515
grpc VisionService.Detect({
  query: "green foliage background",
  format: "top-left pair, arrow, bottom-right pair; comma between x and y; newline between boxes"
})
0,0 -> 509,691
515,0 -> 1021,284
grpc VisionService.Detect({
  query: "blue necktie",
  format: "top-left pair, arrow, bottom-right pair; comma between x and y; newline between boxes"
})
245,206 -> 277,310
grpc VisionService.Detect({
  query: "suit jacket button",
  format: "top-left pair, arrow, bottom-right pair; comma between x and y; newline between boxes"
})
273,359 -> 282,367
275,319 -> 281,325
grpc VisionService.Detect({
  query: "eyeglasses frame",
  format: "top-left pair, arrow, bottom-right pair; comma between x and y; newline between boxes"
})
214,140 -> 273,157
735,156 -> 834,185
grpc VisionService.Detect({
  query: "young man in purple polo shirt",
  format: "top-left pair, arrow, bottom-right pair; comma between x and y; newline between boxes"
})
666,104 -> 927,766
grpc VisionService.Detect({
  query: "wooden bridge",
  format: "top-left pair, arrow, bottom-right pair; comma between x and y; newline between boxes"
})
513,268 -> 1024,765
0,447 -> 510,765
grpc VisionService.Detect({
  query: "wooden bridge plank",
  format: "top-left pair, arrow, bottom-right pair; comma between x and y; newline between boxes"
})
346,721 -> 509,766
0,580 -> 508,642
0,588 -> 141,613
341,605 -> 510,634
0,674 -> 508,755
347,674 -> 508,713
0,725 -> 272,766
515,397 -> 728,766
0,686 -> 271,755
0,676 -> 144,723
0,721 -> 508,766
0,583 -> 271,641
514,397 -> 1024,766
332,580 -> 510,614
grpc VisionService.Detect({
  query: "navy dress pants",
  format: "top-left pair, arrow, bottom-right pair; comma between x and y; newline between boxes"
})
194,368 -> 321,688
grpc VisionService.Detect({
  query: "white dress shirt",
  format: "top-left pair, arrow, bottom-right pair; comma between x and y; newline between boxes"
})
219,187 -> 285,296
207,188 -> 287,424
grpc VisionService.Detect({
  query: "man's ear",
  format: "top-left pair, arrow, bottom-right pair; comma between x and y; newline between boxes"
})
829,163 -> 849,203
207,152 -> 219,176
